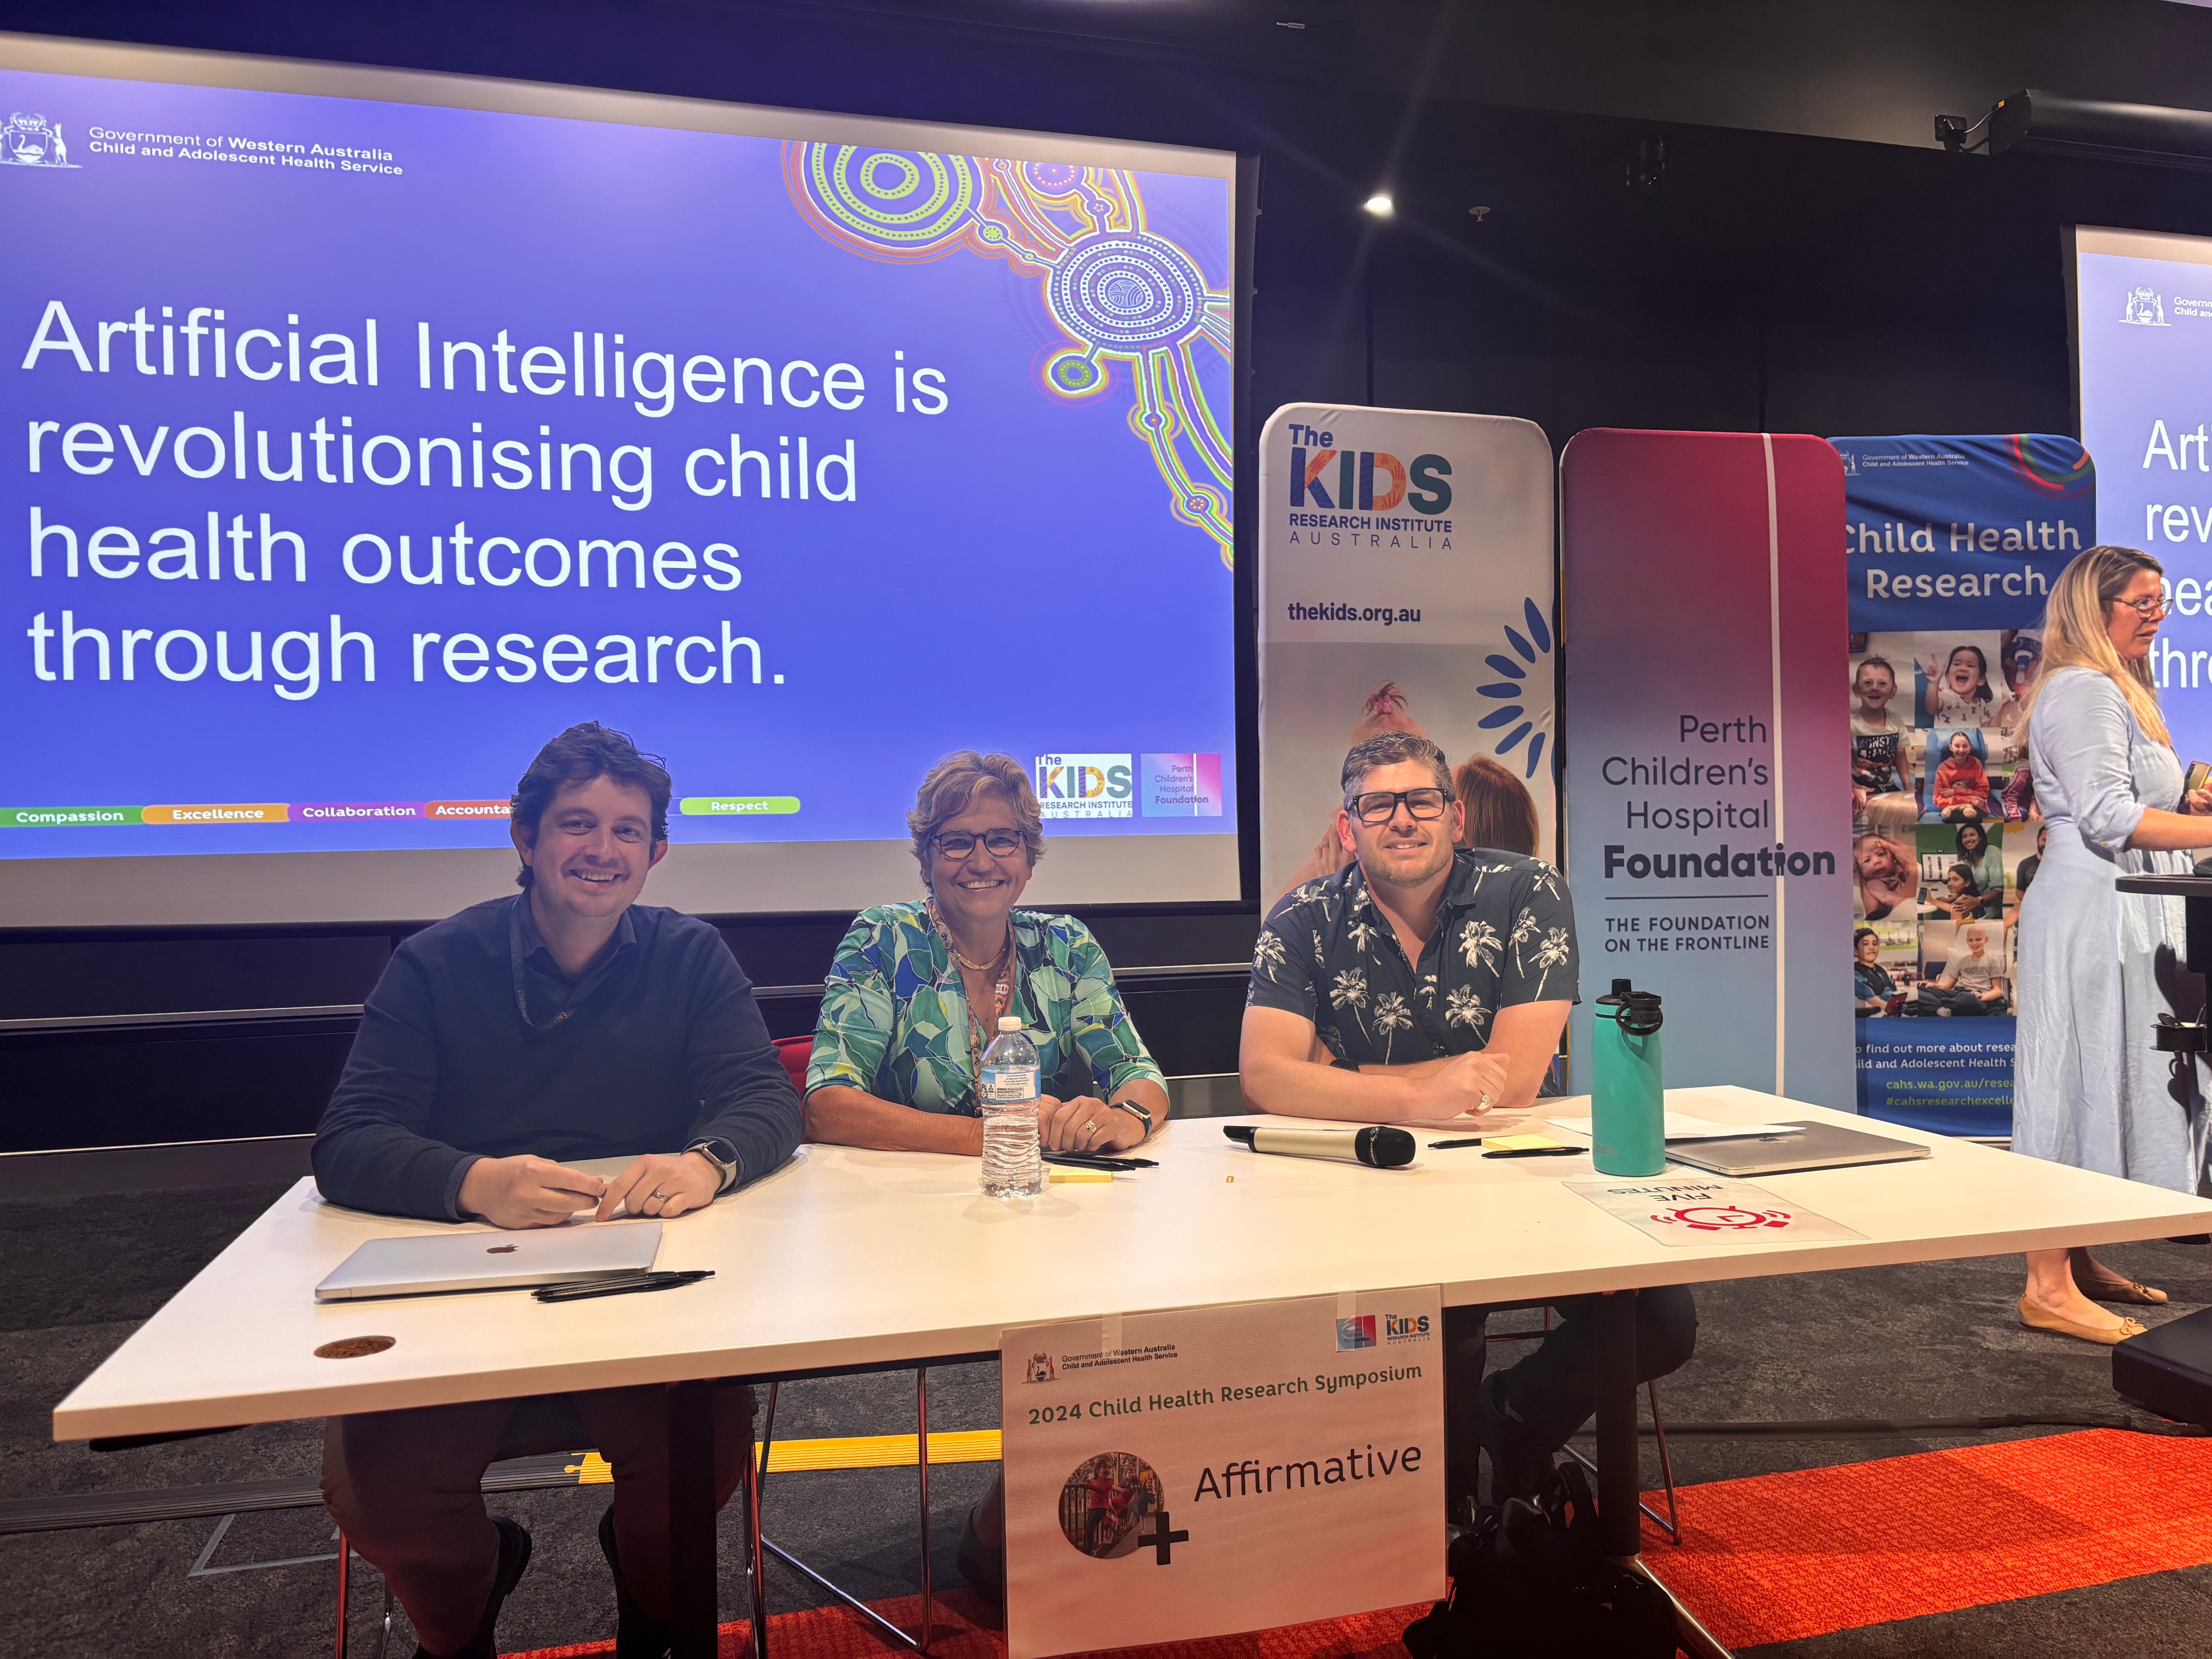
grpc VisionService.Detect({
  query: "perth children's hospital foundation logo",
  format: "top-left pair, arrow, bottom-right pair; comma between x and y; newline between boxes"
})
0,113 -> 77,168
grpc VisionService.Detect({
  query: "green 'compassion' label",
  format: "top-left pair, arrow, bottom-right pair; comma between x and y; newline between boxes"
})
0,805 -> 144,827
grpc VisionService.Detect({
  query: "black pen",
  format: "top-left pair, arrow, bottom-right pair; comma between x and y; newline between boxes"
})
1481,1147 -> 1583,1160
534,1269 -> 714,1304
1427,1137 -> 1486,1149
1044,1152 -> 1157,1170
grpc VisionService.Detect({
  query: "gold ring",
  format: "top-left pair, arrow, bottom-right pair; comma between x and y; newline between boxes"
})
1082,1120 -> 1098,1134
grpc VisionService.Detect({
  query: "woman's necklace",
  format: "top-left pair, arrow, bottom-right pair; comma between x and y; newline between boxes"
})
946,928 -> 1011,976
930,896 -> 1016,1103
929,895 -> 1013,975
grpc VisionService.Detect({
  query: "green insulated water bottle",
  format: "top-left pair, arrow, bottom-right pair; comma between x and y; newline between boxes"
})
1591,979 -> 1666,1176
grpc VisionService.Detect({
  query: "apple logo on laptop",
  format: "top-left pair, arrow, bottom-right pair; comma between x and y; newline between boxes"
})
486,1245 -> 519,1254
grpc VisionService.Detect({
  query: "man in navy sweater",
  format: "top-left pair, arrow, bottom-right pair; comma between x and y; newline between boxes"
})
315,722 -> 800,1659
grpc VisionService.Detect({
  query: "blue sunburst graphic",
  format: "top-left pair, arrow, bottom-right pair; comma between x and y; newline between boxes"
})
1474,597 -> 1554,779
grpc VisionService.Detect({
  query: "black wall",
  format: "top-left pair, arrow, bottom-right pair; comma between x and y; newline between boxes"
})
11,0 -> 2212,1150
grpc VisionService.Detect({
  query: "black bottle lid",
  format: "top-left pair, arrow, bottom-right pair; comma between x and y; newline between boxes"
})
1596,978 -> 1664,1034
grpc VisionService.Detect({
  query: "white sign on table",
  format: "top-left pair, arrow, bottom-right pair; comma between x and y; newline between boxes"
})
1000,1288 -> 1444,1659
1569,1175 -> 1864,1246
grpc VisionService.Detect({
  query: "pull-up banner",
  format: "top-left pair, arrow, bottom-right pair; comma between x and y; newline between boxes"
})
1257,406 -> 1556,900
1835,434 -> 2095,1135
1562,430 -> 1853,1107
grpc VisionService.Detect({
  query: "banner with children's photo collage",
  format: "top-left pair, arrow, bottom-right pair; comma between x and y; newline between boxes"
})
1837,434 -> 2095,1134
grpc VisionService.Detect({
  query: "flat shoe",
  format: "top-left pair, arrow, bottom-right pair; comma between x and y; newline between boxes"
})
2076,1276 -> 2168,1305
2018,1297 -> 2145,1346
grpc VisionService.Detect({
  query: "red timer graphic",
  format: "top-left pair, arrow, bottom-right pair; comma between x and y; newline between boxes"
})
1650,1204 -> 1793,1232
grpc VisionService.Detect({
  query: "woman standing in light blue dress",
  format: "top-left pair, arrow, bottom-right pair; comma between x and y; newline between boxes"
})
2016,546 -> 2212,1343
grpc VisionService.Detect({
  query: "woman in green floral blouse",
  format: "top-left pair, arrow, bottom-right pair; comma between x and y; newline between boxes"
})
805,750 -> 1169,1602
805,749 -> 1168,1157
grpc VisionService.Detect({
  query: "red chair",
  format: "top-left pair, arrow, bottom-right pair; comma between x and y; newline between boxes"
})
773,1035 -> 812,1095
775,1036 -> 812,1142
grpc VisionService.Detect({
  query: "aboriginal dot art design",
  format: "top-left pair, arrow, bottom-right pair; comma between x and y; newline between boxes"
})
786,145 -> 1233,568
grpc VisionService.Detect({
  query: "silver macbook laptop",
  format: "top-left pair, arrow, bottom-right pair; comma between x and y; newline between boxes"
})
315,1221 -> 663,1302
1662,1119 -> 1931,1178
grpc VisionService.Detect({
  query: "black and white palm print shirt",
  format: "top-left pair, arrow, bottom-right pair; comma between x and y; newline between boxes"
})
1247,848 -> 1580,1066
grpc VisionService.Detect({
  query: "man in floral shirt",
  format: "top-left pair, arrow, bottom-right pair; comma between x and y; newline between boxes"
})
1240,730 -> 1695,1513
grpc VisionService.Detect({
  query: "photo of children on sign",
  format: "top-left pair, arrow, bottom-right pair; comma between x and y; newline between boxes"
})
1836,432 -> 2093,1133
1057,1453 -> 1162,1559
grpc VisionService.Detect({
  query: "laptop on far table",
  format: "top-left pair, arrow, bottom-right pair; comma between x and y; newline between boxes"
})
314,1221 -> 663,1301
1662,1119 -> 1931,1178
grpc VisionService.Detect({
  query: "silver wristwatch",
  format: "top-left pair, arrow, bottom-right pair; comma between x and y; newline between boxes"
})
1113,1099 -> 1154,1136
686,1137 -> 742,1194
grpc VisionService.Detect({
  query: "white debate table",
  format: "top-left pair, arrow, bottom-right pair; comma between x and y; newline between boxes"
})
55,1085 -> 2212,1658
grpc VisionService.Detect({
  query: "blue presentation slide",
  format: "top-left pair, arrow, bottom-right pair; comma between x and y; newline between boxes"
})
0,67 -> 1236,859
2077,228 -> 2212,766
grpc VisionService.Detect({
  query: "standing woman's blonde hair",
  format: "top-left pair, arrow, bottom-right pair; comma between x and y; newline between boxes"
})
2020,545 -> 2169,746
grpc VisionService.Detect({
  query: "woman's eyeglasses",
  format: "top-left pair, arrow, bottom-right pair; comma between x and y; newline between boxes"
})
2116,594 -> 2168,619
934,829 -> 1024,859
1345,788 -> 1449,825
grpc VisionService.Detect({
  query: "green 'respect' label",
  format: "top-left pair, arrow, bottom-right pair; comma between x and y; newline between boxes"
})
0,805 -> 144,827
678,796 -> 801,816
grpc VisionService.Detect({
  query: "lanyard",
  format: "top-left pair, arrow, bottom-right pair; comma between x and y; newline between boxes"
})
960,973 -> 1015,1109
511,942 -> 574,1030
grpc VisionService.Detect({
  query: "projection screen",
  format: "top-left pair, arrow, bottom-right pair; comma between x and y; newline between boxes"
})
0,33 -> 1240,925
2073,224 -> 2212,771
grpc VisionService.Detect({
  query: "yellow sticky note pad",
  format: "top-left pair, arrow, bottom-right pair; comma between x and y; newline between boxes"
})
1048,1168 -> 1113,1183
1482,1133 -> 1568,1152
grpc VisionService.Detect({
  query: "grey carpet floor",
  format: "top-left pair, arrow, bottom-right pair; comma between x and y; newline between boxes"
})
2,1182 -> 2208,1657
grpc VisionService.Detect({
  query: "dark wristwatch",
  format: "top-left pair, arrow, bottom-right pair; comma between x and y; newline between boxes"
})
685,1137 -> 742,1194
1111,1099 -> 1154,1136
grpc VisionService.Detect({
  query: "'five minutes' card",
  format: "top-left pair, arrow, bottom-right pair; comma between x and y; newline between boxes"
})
1567,1176 -> 1864,1247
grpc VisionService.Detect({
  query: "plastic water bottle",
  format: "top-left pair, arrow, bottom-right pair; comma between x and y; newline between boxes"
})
978,1015 -> 1046,1199
1591,978 -> 1666,1176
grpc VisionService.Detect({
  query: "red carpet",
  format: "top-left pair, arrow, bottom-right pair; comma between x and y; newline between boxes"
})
1638,1428 -> 2212,1648
510,1429 -> 2212,1658
504,1588 -> 1425,1659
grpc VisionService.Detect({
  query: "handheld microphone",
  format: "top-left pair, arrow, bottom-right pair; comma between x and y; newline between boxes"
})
1222,1124 -> 1417,1168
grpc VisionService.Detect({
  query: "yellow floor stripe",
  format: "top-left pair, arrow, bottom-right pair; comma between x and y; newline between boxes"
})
565,1431 -> 1001,1486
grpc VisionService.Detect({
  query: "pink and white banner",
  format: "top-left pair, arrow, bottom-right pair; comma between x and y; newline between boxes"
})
1561,429 -> 1854,1107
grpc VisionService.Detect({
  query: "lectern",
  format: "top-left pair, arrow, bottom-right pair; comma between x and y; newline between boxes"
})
2109,874 -> 2212,1427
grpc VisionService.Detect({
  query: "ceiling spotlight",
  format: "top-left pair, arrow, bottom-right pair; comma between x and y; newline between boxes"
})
1468,205 -> 1491,222
1363,193 -> 1394,217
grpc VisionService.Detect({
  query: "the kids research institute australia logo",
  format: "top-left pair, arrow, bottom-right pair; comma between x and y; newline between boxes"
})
1334,1312 -> 1429,1350
1035,755 -> 1133,819
0,113 -> 77,168
1283,423 -> 1453,515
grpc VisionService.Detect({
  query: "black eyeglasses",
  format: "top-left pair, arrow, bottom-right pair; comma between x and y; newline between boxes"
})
934,829 -> 1024,859
1346,788 -> 1448,825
